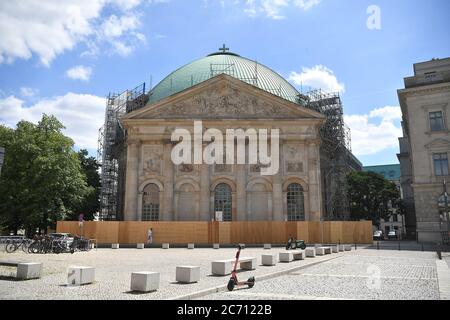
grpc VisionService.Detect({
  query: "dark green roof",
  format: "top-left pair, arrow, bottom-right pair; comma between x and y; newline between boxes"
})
148,51 -> 300,104
363,164 -> 401,181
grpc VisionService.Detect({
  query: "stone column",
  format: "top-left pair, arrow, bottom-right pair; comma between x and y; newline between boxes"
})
272,142 -> 283,221
199,163 -> 210,221
307,141 -> 322,221
163,142 -> 174,221
124,140 -> 141,221
236,164 -> 247,221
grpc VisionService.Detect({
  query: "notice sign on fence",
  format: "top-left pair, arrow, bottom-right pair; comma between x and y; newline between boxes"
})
215,211 -> 223,222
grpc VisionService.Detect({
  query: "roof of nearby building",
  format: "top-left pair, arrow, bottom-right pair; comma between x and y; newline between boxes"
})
363,164 -> 401,181
147,50 -> 300,104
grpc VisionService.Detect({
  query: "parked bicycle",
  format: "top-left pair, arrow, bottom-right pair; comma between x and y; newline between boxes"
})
5,238 -> 32,253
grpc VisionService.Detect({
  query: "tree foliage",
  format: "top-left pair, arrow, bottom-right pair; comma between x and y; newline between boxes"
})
0,115 -> 92,234
68,149 -> 100,221
347,171 -> 401,225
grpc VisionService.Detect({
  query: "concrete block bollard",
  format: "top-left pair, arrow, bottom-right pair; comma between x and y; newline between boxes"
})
279,252 -> 294,262
162,243 -> 169,249
213,243 -> 220,249
112,243 -> 119,249
131,272 -> 160,292
17,263 -> 42,280
176,266 -> 200,283
137,243 -> 145,249
262,254 -> 277,266
264,244 -> 271,249
68,266 -> 95,286
187,243 -> 195,249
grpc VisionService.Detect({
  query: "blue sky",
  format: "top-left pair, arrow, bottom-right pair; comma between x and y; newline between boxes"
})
0,0 -> 449,166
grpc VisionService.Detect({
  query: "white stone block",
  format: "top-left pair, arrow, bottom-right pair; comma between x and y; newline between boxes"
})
316,247 -> 325,256
332,245 -> 339,253
339,245 -> 345,252
131,272 -> 160,292
279,252 -> 294,262
137,243 -> 145,249
212,260 -> 233,276
344,245 -> 352,251
292,250 -> 305,260
17,262 -> 42,280
305,248 -> 316,257
162,243 -> 170,249
323,247 -> 332,254
213,243 -> 220,249
112,243 -> 119,249
68,266 -> 95,286
240,257 -> 257,270
188,243 -> 195,249
176,266 -> 200,283
262,254 -> 277,266
264,244 -> 271,249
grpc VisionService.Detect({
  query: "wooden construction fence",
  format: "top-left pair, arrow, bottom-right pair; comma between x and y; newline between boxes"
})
57,221 -> 373,244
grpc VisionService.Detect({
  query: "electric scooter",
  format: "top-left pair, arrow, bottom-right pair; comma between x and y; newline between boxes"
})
227,245 -> 255,291
285,237 -> 306,250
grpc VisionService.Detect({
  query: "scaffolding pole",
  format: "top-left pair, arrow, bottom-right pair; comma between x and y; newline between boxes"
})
97,83 -> 148,221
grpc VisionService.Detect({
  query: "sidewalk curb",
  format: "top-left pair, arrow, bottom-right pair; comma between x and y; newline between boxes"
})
170,253 -> 344,300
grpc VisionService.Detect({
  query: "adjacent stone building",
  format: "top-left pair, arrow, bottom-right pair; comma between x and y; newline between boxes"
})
397,57 -> 450,243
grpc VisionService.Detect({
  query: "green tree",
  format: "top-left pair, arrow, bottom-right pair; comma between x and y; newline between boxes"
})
67,149 -> 100,221
0,115 -> 89,235
347,171 -> 400,226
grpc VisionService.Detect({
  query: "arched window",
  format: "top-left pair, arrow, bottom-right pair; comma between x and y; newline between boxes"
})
214,183 -> 232,221
287,183 -> 305,221
142,184 -> 160,221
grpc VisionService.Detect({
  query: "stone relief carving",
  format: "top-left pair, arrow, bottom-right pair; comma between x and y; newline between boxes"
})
178,164 -> 194,173
214,164 -> 232,173
284,144 -> 304,174
142,84 -> 301,119
286,162 -> 303,173
142,146 -> 163,175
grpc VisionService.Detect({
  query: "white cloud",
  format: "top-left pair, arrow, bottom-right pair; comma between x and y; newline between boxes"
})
66,65 -> 93,81
289,65 -> 345,93
244,0 -> 321,19
0,93 -> 105,150
0,0 -> 159,66
20,87 -> 39,97
294,0 -> 321,10
345,106 -> 402,156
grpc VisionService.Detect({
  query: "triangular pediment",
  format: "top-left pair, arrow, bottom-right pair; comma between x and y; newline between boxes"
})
123,74 -> 325,121
425,138 -> 450,150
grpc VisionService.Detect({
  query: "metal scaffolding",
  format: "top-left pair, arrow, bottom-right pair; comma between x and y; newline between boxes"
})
300,89 -> 359,220
97,83 -> 148,221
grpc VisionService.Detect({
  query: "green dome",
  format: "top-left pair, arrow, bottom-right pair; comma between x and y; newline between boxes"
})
148,51 -> 300,104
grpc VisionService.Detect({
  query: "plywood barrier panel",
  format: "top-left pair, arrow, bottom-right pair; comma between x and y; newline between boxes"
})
296,222 -> 309,243
271,222 -> 287,244
307,222 -> 321,243
96,222 -> 120,243
218,222 -> 231,244
328,222 -> 342,244
341,222 -> 355,244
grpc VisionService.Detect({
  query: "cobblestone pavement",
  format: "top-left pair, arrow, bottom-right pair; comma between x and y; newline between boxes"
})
0,246 -> 341,300
198,249 -> 441,300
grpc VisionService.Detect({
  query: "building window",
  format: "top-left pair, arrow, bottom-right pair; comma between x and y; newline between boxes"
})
393,214 -> 398,222
287,183 -> 305,221
429,111 -> 444,132
434,153 -> 449,176
142,184 -> 160,221
214,183 -> 232,221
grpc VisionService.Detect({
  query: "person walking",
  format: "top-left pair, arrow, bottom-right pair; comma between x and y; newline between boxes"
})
147,228 -> 153,245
